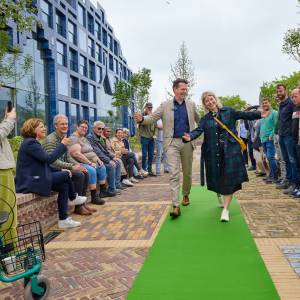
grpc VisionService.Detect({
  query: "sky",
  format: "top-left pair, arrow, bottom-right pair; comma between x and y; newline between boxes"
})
95,0 -> 299,108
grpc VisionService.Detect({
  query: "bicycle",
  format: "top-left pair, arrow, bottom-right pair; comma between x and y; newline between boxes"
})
0,183 -> 50,299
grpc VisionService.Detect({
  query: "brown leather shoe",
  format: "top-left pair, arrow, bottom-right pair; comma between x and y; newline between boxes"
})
74,205 -> 92,215
182,195 -> 190,206
170,206 -> 181,218
84,204 -> 97,213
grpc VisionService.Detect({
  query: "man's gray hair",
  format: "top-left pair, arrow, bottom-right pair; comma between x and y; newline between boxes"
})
93,120 -> 105,128
53,114 -> 68,125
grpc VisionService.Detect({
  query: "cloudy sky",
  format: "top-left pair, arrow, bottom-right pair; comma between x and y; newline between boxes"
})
97,0 -> 299,108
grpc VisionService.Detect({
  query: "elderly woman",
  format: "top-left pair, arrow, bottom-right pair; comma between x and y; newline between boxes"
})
68,120 -> 106,204
0,107 -> 17,240
111,128 -> 141,185
15,118 -> 84,229
183,91 -> 263,222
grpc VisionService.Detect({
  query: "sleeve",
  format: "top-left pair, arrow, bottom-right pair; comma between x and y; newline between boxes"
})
188,117 -> 206,141
0,117 -> 15,141
27,139 -> 66,164
43,138 -> 74,170
111,140 -> 122,157
140,102 -> 164,125
233,108 -> 261,121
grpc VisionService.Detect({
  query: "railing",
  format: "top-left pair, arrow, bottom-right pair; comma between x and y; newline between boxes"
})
81,91 -> 88,101
71,87 -> 79,99
70,60 -> 78,72
56,23 -> 66,37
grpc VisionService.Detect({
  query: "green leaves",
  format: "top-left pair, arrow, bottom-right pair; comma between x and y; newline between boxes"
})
282,27 -> 300,63
219,95 -> 247,110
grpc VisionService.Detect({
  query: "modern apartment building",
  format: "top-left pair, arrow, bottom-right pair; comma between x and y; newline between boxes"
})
0,0 -> 133,133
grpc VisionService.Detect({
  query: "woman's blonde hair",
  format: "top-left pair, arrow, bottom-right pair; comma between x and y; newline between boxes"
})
21,118 -> 44,138
201,91 -> 223,113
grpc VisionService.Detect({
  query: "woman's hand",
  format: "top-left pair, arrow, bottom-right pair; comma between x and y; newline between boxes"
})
182,132 -> 191,142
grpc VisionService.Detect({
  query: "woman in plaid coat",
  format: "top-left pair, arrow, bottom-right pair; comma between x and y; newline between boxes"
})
183,91 -> 262,222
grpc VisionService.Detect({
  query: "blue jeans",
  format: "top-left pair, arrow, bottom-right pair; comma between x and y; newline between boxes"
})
83,163 -> 106,184
155,140 -> 168,175
279,135 -> 297,183
262,140 -> 277,179
105,162 -> 121,192
141,136 -> 154,173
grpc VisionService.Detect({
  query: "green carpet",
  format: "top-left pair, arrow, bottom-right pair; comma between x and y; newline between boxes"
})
127,186 -> 279,300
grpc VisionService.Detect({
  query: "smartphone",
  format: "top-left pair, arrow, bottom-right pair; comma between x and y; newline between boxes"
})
6,101 -> 13,113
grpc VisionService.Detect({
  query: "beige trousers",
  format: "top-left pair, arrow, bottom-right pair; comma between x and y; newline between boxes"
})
166,138 -> 193,207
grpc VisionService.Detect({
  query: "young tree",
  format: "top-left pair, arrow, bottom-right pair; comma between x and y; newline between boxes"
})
168,42 -> 195,100
112,68 -> 152,112
282,27 -> 300,63
0,0 -> 39,87
219,95 -> 247,110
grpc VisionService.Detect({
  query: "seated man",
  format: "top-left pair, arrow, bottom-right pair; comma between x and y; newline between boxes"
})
87,121 -> 122,196
43,114 -> 96,215
69,120 -> 106,205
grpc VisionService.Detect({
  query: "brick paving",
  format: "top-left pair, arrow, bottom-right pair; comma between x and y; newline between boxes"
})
2,149 -> 300,299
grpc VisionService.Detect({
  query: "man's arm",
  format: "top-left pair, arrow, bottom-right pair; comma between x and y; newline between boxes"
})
139,102 -> 164,125
87,136 -> 111,164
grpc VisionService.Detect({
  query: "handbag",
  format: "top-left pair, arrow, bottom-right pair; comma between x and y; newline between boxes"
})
213,116 -> 247,152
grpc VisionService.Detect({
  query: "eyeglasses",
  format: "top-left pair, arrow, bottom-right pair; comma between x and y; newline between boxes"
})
79,125 -> 88,130
96,127 -> 104,130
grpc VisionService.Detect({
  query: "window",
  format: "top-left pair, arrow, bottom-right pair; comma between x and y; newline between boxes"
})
109,54 -> 114,71
57,69 -> 68,96
78,28 -> 87,52
114,40 -> 119,56
89,84 -> 96,103
79,55 -> 87,76
56,11 -> 66,37
108,35 -> 113,51
81,80 -> 88,101
70,76 -> 79,99
69,48 -> 78,72
88,38 -> 95,57
96,65 -> 102,83
78,4 -> 86,27
68,20 -> 77,45
58,100 -> 67,115
95,21 -> 101,40
87,13 -> 94,34
81,106 -> 89,121
95,44 -> 101,62
89,107 -> 96,124
41,0 -> 52,27
114,59 -> 119,74
56,40 -> 67,66
71,103 -> 78,128
102,28 -> 107,46
89,61 -> 95,81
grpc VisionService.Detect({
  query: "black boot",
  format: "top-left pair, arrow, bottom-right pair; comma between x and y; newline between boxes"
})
91,189 -> 105,205
99,185 -> 116,198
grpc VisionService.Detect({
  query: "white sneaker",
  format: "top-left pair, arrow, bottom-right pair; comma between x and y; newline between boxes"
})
217,194 -> 224,208
122,178 -> 134,186
220,209 -> 229,222
141,169 -> 148,177
68,194 -> 87,206
130,177 -> 139,183
58,217 -> 81,229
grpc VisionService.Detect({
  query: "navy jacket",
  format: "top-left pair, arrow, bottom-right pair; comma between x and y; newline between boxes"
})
15,138 -> 67,196
278,97 -> 294,136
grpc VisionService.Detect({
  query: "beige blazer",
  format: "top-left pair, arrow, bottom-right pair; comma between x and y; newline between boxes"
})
141,99 -> 200,149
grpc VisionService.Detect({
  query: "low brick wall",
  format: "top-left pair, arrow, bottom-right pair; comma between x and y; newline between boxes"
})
17,193 -> 59,232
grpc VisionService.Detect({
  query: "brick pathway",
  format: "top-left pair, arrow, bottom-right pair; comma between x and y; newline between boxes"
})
2,147 -> 300,299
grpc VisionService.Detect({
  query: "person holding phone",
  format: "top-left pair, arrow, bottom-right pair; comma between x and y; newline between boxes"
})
0,106 -> 17,239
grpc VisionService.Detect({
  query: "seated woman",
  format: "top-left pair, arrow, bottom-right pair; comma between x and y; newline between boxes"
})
111,129 -> 142,185
68,120 -> 106,204
15,118 -> 85,229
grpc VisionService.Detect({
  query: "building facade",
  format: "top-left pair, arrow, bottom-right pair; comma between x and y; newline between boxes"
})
0,0 -> 134,134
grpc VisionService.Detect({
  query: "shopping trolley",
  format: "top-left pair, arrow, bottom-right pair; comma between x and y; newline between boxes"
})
0,183 -> 50,299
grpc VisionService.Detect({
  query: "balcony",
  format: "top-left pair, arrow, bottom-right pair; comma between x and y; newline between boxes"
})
70,60 -> 78,72
56,23 -> 66,37
81,91 -> 88,102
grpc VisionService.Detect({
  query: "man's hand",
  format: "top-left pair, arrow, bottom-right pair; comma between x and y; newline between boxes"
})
97,159 -> 104,167
134,112 -> 143,122
6,107 -> 16,119
269,136 -> 273,141
61,137 -> 69,146
121,148 -> 129,155
62,169 -> 72,177
182,132 -> 191,142
72,164 -> 88,173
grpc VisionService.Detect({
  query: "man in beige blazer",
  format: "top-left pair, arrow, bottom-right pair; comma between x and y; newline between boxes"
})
134,79 -> 200,217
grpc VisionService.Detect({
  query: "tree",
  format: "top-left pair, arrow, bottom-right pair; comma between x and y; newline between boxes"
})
0,0 -> 39,87
260,71 -> 300,108
282,27 -> 300,63
168,42 -> 195,100
219,95 -> 247,110
112,68 -> 152,112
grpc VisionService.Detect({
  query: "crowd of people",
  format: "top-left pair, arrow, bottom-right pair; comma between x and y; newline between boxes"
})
239,84 -> 300,200
0,108 -> 170,230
